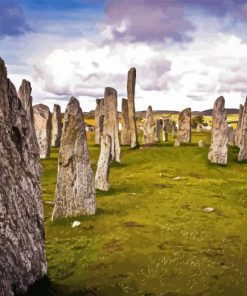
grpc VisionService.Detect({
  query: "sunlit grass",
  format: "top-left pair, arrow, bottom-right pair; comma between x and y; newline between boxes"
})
41,131 -> 247,296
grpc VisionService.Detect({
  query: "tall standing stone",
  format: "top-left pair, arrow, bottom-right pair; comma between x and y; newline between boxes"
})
177,108 -> 191,143
121,98 -> 131,145
235,104 -> 244,147
51,104 -> 62,147
103,87 -> 121,162
208,96 -> 228,165
95,134 -> 112,191
52,97 -> 96,220
33,104 -> 52,159
155,119 -> 161,142
238,98 -> 247,161
18,79 -> 34,123
95,98 -> 104,145
127,67 -> 139,148
0,58 -> 46,296
162,119 -> 169,142
143,106 -> 155,145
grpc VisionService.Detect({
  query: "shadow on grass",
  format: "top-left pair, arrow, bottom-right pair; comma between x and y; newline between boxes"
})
21,276 -> 100,296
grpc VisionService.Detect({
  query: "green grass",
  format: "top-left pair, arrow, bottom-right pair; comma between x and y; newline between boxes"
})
41,131 -> 247,296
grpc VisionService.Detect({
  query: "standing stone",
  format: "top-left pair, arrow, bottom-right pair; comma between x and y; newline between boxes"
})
235,104 -> 244,147
227,126 -> 235,146
174,139 -> 180,147
103,87 -> 121,162
95,98 -> 104,145
33,104 -> 52,159
172,122 -> 177,138
18,79 -> 34,123
162,119 -> 169,142
155,119 -> 161,142
177,108 -> 191,143
51,104 -> 62,147
143,106 -> 155,145
127,67 -> 139,148
95,134 -> 112,191
52,97 -> 96,220
238,98 -> 247,161
208,96 -> 228,165
121,98 -> 131,145
0,58 -> 46,296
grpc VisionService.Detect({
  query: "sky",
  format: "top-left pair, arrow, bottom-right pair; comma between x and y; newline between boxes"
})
1,0 -> 247,112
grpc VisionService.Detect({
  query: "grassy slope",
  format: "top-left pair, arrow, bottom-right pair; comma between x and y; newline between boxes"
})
41,131 -> 247,296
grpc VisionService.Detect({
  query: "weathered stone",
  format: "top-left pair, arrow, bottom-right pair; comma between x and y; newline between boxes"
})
196,123 -> 204,132
235,104 -> 244,147
0,58 -> 46,296
172,122 -> 177,138
18,79 -> 34,123
95,98 -> 104,145
51,104 -> 62,147
95,134 -> 112,191
121,98 -> 131,145
155,119 -> 161,142
177,108 -> 191,143
162,119 -> 169,142
227,126 -> 235,146
198,140 -> 205,148
33,104 -> 52,159
208,96 -> 228,165
127,68 -> 139,148
103,87 -> 121,162
143,106 -> 155,145
52,97 -> 96,220
174,139 -> 180,147
238,98 -> 247,161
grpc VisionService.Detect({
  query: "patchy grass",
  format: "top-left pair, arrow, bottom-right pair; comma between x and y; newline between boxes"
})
41,131 -> 247,296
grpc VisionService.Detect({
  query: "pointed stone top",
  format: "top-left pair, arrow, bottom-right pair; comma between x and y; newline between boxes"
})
214,96 -> 225,109
96,98 -> 101,104
148,105 -> 152,111
105,87 -> 117,97
33,103 -> 50,112
128,67 -> 136,73
21,79 -> 31,88
0,57 -> 7,78
53,104 -> 61,110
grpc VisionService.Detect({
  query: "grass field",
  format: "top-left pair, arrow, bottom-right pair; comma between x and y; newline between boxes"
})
39,130 -> 247,296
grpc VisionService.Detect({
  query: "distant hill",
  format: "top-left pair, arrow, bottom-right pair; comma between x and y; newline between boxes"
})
200,108 -> 239,116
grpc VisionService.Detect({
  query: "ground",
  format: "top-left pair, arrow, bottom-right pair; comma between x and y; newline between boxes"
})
40,130 -> 247,296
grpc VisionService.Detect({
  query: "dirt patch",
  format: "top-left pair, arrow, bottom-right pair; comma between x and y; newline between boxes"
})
122,221 -> 145,228
154,183 -> 173,189
102,239 -> 123,253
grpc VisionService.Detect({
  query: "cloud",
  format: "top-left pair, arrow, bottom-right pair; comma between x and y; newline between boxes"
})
99,0 -> 194,43
0,0 -> 30,38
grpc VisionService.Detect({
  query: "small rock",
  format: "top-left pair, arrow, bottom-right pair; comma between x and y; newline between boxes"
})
173,176 -> 185,180
72,221 -> 81,228
174,139 -> 180,147
202,207 -> 214,213
198,140 -> 205,148
130,193 -> 136,196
